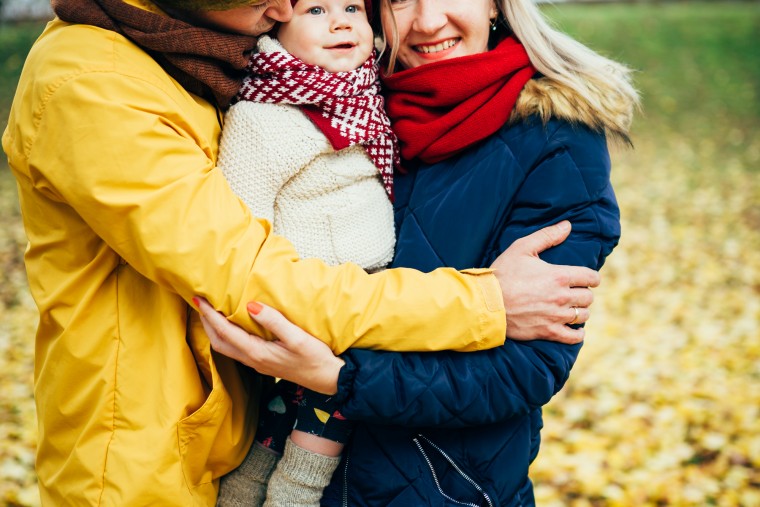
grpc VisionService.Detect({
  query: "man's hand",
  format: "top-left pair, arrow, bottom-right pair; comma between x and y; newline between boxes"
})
490,221 -> 599,344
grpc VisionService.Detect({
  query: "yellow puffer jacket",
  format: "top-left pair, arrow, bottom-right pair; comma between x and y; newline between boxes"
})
2,4 -> 505,505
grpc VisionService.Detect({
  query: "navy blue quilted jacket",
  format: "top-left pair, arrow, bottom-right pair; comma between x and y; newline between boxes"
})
322,114 -> 621,506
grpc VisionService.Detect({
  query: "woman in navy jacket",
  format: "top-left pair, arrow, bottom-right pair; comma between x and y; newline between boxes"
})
199,0 -> 638,504
321,120 -> 621,505
317,0 -> 636,504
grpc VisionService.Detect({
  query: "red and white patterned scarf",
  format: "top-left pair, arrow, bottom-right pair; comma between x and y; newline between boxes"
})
236,38 -> 398,198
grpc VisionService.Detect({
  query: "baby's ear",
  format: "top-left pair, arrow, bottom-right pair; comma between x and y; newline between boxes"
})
374,35 -> 385,53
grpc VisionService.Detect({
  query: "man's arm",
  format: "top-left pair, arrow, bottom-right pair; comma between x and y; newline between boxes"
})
29,70 -> 508,354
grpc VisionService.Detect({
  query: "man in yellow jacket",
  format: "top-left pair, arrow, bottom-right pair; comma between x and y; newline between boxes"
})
2,0 -> 599,504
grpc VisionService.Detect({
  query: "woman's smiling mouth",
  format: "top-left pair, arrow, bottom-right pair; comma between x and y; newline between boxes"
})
414,38 -> 460,54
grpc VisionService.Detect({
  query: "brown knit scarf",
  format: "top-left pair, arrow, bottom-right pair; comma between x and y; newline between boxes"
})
51,0 -> 257,108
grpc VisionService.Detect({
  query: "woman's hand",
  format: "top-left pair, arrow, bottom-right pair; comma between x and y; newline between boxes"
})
194,298 -> 345,395
490,221 -> 599,344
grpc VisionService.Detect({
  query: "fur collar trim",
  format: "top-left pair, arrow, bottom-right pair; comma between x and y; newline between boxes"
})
510,76 -> 634,144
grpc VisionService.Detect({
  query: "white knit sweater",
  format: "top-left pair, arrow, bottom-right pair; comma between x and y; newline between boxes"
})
217,39 -> 395,272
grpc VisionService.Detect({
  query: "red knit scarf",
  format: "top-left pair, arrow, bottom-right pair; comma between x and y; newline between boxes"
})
236,39 -> 398,198
51,0 -> 256,108
382,37 -> 536,164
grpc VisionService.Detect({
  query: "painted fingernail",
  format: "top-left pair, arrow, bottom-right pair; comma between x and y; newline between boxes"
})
247,301 -> 264,315
191,297 -> 200,308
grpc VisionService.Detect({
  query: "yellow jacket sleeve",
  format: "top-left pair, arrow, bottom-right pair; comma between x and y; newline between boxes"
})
21,55 -> 505,355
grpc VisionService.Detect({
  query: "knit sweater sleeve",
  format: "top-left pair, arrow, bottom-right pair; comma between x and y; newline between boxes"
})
218,101 -> 326,223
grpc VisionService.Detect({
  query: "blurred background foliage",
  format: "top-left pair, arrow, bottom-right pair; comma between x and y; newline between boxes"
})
1,2 -> 759,505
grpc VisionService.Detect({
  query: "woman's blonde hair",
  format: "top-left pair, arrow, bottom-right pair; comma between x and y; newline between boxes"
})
379,0 -> 639,136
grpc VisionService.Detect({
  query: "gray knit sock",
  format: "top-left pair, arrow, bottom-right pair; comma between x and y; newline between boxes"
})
217,443 -> 281,507
262,437 -> 341,507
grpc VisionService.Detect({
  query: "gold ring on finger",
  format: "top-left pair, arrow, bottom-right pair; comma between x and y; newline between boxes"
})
567,306 -> 580,326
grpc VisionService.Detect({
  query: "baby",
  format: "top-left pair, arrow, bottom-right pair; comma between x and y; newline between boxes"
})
215,0 -> 396,505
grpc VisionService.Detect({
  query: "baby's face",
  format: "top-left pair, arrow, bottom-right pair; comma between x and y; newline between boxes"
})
277,0 -> 374,73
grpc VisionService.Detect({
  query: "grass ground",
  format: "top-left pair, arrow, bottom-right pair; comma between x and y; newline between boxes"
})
531,4 -> 760,505
0,19 -> 42,507
1,3 -> 759,505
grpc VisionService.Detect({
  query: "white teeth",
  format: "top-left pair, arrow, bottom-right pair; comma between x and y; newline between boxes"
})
416,39 -> 457,54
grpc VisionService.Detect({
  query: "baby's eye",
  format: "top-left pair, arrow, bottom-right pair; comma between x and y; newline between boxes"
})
308,6 -> 325,14
346,4 -> 359,13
